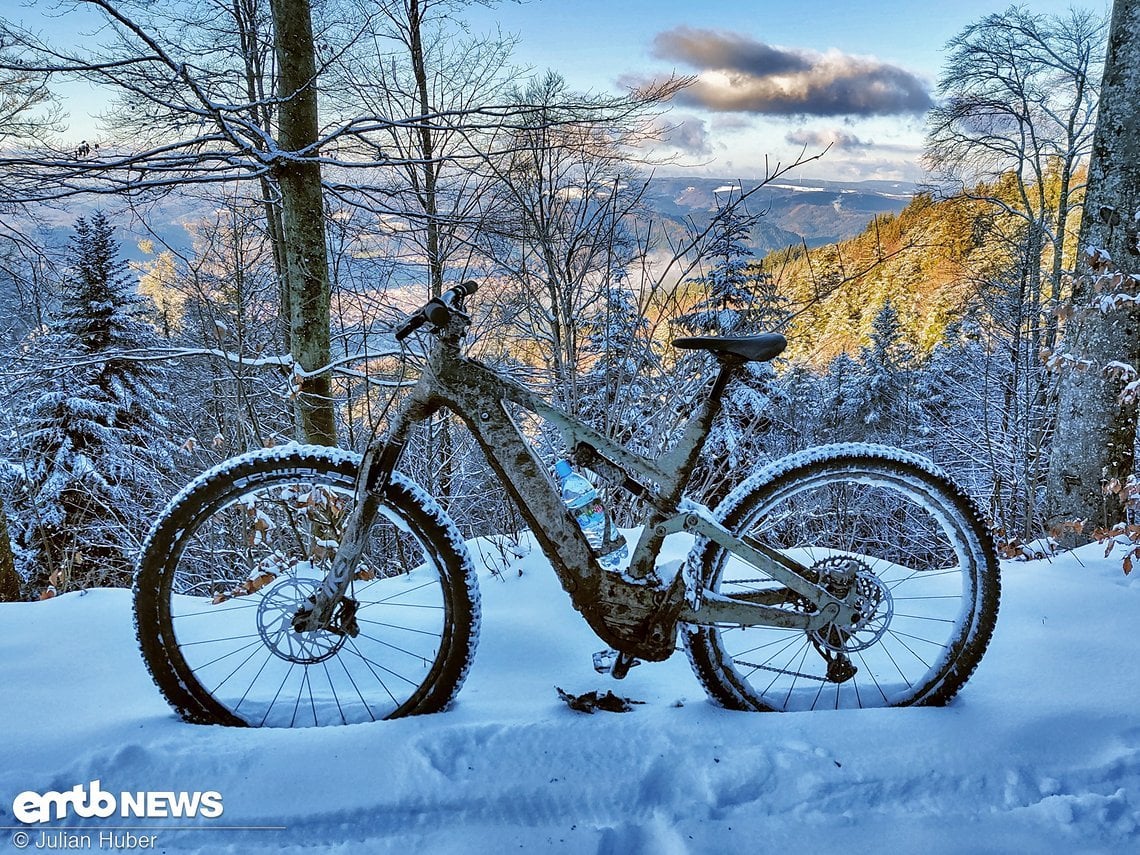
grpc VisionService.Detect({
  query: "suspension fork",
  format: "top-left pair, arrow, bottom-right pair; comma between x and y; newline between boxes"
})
293,318 -> 468,633
290,397 -> 432,634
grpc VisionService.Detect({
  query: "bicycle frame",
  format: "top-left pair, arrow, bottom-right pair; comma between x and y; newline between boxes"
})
302,310 -> 860,662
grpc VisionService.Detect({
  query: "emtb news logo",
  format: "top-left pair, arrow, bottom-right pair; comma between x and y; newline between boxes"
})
12,780 -> 224,823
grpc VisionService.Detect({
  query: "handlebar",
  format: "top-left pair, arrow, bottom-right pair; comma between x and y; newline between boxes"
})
395,280 -> 480,341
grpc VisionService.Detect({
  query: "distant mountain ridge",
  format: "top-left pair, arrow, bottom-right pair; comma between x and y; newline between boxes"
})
641,175 -> 917,254
22,175 -> 916,269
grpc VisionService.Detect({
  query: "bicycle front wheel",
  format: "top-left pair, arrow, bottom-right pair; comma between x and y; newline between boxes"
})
684,444 -> 999,712
134,445 -> 480,727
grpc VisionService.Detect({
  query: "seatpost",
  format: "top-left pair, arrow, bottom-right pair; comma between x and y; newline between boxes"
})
652,354 -> 743,511
705,356 -> 743,420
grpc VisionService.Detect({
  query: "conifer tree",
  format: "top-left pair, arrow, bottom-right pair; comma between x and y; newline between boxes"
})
11,213 -> 173,592
819,351 -> 862,444
676,201 -> 787,337
674,200 -> 791,501
580,278 -> 664,448
855,301 -> 921,445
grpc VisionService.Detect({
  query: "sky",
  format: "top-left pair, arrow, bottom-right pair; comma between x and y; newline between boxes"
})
461,0 -> 1111,182
6,0 -> 1112,184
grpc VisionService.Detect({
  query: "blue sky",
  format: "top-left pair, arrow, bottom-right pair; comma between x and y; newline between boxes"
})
465,0 -> 1110,182
9,0 -> 1110,183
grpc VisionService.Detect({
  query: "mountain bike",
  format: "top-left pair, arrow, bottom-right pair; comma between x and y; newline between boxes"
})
134,281 -> 1000,727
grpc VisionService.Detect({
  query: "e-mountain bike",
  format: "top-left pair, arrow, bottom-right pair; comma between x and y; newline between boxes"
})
134,282 -> 1000,727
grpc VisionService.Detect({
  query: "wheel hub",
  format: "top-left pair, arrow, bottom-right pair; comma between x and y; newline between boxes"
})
809,556 -> 893,653
257,577 -> 347,664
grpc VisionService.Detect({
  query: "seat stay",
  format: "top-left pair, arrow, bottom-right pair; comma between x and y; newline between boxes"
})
657,511 -> 856,629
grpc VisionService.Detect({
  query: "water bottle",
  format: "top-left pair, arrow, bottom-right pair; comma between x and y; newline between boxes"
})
554,459 -> 629,568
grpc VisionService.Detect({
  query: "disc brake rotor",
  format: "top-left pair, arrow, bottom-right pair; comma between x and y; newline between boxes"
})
257,577 -> 347,664
807,555 -> 893,653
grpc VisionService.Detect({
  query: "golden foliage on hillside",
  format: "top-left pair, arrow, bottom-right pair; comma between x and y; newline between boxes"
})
762,172 -> 1085,365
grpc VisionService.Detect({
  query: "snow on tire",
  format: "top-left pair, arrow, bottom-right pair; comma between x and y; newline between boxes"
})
133,445 -> 480,727
683,444 -> 1000,711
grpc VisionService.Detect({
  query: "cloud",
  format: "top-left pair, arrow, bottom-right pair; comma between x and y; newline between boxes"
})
653,27 -> 810,77
710,115 -> 756,134
785,128 -> 870,150
660,114 -> 712,155
651,27 -> 931,117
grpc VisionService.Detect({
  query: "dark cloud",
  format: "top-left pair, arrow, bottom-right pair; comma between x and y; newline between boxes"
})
662,114 -> 712,156
651,27 -> 931,117
653,27 -> 810,77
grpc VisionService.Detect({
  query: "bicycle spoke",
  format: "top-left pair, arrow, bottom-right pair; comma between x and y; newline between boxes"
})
687,451 -> 996,712
142,455 -> 478,727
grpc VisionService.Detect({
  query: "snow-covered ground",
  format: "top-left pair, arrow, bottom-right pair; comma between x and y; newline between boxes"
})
1,539 -> 1138,854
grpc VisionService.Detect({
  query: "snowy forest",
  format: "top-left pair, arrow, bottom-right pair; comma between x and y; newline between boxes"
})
1,0 -> 1140,603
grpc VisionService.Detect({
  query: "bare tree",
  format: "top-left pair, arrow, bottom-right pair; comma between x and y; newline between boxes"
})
0,1 -> 675,446
925,5 -> 1105,341
330,0 -> 515,297
924,5 -> 1106,537
0,48 -> 62,599
0,0 -> 343,442
476,72 -> 668,413
1046,0 -> 1140,534
323,1 -> 520,507
267,0 -> 335,444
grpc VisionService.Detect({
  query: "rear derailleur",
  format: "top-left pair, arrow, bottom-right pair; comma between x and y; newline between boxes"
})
812,629 -> 859,683
798,556 -> 869,684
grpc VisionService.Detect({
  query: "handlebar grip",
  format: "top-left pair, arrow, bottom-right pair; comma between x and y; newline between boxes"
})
394,311 -> 427,342
440,280 -> 480,307
424,298 -> 450,327
394,281 -> 480,341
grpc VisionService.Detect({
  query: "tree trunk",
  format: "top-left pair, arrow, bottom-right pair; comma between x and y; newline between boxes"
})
407,0 -> 442,299
400,0 -> 453,503
0,497 -> 20,602
268,0 -> 336,446
1046,0 -> 1140,533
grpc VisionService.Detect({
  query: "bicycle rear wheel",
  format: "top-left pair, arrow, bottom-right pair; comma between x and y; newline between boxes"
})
683,444 -> 999,712
134,445 -> 480,726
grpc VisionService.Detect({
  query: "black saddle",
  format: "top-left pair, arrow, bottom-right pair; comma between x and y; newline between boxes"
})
672,333 -> 787,363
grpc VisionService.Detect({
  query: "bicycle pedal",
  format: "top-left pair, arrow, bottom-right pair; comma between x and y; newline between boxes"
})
592,649 -> 618,674
593,649 -> 640,678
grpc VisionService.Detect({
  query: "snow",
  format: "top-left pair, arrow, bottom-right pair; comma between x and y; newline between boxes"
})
768,183 -> 827,193
2,540 -> 1139,853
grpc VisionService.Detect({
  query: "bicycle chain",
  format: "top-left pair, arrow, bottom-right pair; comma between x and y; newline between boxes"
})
733,658 -> 831,682
726,578 -> 779,585
726,580 -> 826,681
728,565 -> 855,683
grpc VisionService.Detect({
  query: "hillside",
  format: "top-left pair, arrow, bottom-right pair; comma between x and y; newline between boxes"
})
15,176 -> 1001,371
643,175 -> 915,255
761,191 -> 1033,365
16,175 -> 914,272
